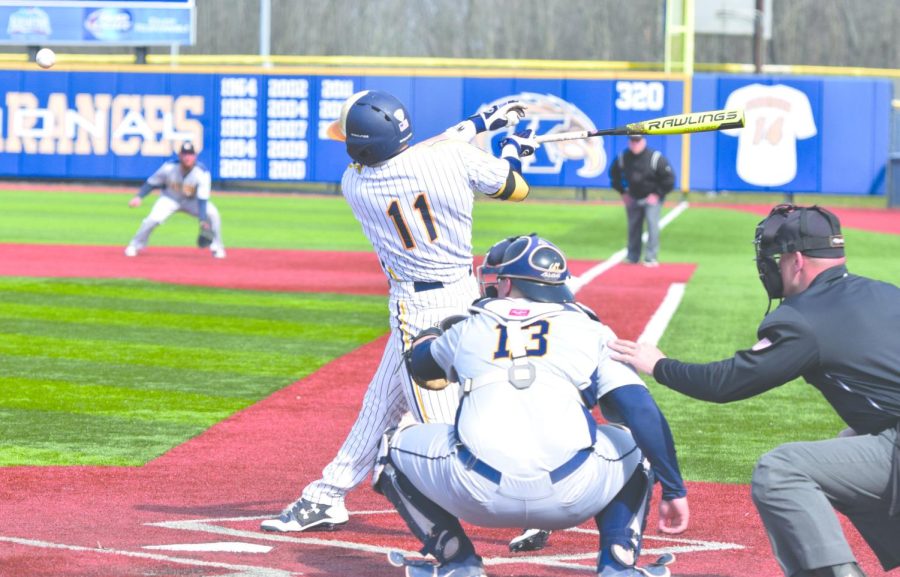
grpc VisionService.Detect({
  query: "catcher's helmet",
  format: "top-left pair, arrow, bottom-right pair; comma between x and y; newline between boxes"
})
326,90 -> 413,165
478,234 -> 574,303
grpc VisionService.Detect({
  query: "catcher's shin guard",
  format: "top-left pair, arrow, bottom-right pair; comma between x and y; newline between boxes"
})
597,459 -> 655,572
374,459 -> 474,564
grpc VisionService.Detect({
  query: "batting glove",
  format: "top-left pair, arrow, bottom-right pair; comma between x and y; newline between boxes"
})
501,129 -> 538,157
469,101 -> 526,133
444,101 -> 526,142
500,129 -> 538,173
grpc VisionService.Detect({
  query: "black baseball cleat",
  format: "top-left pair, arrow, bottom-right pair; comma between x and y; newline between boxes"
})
508,528 -> 552,553
260,498 -> 349,532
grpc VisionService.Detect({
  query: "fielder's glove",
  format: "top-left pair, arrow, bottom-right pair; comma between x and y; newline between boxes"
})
469,101 -> 526,133
197,219 -> 214,248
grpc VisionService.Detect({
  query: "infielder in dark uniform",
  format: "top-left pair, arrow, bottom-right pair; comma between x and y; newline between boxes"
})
608,135 -> 675,267
610,204 -> 900,577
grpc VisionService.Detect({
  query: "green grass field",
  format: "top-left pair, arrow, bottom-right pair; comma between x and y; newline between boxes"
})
1,188 -> 898,482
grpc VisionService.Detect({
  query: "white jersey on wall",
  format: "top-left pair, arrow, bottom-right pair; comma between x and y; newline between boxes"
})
723,83 -> 817,187
429,298 -> 645,479
146,161 -> 213,202
342,139 -> 510,283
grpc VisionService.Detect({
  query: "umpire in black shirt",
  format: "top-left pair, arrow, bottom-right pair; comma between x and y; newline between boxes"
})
609,135 -> 675,266
610,204 -> 900,577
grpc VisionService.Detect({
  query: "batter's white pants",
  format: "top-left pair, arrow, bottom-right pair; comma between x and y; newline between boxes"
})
390,423 -> 643,530
302,273 -> 479,506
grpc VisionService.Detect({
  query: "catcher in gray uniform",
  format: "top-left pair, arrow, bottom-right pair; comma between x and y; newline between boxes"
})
125,142 -> 226,259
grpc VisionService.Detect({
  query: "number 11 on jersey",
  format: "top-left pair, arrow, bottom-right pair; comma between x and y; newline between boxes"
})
387,193 -> 438,250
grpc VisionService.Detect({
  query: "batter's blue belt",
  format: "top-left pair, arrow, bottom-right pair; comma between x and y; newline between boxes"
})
405,267 -> 473,293
413,280 -> 444,292
456,444 -> 593,485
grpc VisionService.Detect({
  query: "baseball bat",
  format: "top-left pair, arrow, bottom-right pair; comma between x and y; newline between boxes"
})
534,109 -> 744,144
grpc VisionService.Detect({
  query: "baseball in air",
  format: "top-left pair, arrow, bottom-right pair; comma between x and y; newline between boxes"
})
36,48 -> 55,69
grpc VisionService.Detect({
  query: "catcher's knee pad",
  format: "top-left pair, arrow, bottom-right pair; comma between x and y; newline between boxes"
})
374,458 -> 473,564
598,459 -> 654,567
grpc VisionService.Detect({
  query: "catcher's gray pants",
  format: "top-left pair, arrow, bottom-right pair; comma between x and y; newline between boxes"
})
751,427 -> 899,576
389,423 -> 642,530
129,195 -> 224,252
624,199 -> 661,262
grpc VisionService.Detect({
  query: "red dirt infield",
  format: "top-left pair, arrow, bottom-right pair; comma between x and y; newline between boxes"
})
708,204 -> 900,236
0,244 -> 891,577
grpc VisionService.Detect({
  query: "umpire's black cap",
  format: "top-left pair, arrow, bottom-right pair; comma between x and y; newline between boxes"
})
179,141 -> 197,155
774,206 -> 845,258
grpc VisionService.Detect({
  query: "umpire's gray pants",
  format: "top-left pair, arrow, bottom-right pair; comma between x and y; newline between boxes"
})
624,200 -> 662,262
751,427 -> 899,576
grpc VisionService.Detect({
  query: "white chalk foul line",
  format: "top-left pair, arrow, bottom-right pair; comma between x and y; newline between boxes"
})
148,510 -> 743,572
568,200 -> 689,293
637,282 -> 686,346
143,541 -> 273,553
0,535 -> 295,577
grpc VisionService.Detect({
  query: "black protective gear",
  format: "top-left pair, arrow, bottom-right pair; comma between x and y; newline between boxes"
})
375,459 -> 476,564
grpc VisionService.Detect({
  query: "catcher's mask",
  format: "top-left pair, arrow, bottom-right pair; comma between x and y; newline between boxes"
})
325,90 -> 413,165
477,234 -> 574,303
754,203 -> 844,301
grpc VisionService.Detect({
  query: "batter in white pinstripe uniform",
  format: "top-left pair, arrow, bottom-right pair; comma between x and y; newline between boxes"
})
262,90 -> 539,532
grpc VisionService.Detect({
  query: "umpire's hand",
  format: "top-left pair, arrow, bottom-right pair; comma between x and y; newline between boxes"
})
608,339 -> 667,374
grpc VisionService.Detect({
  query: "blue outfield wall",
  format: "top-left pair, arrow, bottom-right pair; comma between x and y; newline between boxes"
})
689,73 -> 891,195
0,68 -> 890,195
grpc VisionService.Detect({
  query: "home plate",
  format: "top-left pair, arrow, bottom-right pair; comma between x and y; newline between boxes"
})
143,542 -> 273,553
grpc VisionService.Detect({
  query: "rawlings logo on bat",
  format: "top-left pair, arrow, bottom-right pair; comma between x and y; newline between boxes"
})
642,109 -> 742,132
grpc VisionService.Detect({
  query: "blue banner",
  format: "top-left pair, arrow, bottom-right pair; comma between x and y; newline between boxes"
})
0,68 -> 890,195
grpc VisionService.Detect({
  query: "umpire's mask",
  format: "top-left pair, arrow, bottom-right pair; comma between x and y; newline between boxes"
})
754,204 -> 845,303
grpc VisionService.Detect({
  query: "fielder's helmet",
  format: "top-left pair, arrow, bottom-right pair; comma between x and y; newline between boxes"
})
478,234 -> 574,303
326,90 -> 413,165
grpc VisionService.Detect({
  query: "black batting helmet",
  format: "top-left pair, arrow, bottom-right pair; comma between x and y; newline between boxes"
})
326,90 -> 413,165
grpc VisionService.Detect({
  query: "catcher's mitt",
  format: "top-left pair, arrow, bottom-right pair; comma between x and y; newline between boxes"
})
197,219 -> 214,248
404,331 -> 445,391
438,314 -> 468,332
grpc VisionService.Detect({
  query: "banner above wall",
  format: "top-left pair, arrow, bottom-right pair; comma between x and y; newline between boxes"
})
0,0 -> 195,46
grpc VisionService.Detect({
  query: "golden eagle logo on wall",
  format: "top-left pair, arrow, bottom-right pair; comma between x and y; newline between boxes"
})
473,92 -> 606,178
